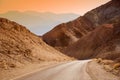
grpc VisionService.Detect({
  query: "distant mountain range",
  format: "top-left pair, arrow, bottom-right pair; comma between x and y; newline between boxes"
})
0,11 -> 79,35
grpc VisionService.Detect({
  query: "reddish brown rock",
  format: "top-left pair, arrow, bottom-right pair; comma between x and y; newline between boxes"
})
43,0 -> 120,51
64,22 -> 120,60
64,24 -> 114,59
43,0 -> 120,60
43,17 -> 94,51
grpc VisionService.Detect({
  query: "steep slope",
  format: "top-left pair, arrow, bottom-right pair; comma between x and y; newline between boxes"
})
43,0 -> 120,52
64,0 -> 120,60
43,16 -> 94,51
65,24 -> 114,59
0,18 -> 70,69
43,0 -> 120,61
96,23 -> 120,61
84,0 -> 120,27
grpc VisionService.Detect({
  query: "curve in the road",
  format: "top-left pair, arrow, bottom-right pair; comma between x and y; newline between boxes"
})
15,60 -> 91,80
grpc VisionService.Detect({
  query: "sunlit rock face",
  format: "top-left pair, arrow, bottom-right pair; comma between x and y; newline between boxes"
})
0,18 -> 70,69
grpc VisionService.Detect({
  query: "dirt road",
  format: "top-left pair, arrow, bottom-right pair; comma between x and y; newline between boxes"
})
15,60 -> 92,80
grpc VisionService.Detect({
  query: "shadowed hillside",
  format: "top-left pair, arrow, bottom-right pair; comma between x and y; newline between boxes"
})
43,0 -> 120,61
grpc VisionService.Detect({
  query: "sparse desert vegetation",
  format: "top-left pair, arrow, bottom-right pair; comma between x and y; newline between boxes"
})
95,58 -> 120,76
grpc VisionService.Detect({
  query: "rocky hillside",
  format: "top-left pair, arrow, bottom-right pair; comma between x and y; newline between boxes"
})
84,0 -> 120,27
43,16 -> 94,51
0,18 -> 70,69
43,0 -> 120,52
43,0 -> 120,61
65,23 -> 120,61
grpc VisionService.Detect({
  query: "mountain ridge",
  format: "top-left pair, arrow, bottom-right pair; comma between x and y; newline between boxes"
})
43,0 -> 120,61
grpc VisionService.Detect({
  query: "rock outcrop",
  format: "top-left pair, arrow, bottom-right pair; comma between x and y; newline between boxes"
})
84,0 -> 120,27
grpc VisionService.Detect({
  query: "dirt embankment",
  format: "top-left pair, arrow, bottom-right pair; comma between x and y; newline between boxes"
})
87,59 -> 119,80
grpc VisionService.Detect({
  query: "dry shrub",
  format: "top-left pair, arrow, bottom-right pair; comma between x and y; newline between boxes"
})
102,60 -> 114,65
96,58 -> 102,63
113,63 -> 120,69
103,65 -> 113,72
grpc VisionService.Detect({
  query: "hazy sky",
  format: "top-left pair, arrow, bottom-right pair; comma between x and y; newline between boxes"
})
0,0 -> 110,15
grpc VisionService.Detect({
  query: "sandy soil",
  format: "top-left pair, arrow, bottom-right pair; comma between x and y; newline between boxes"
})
87,61 -> 119,80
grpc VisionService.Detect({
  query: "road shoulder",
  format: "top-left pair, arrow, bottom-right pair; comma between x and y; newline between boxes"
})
86,61 -> 119,80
